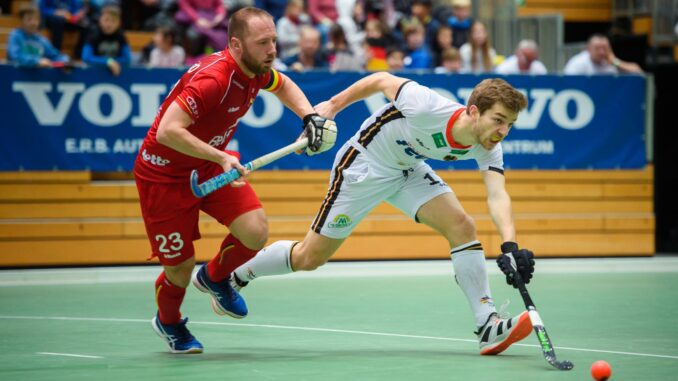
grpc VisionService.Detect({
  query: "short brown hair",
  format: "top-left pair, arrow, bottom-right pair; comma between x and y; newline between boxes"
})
228,7 -> 273,41
467,78 -> 528,115
441,47 -> 460,61
18,4 -> 39,19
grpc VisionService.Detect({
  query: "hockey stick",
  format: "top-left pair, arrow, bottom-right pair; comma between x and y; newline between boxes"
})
506,254 -> 574,371
190,137 -> 309,198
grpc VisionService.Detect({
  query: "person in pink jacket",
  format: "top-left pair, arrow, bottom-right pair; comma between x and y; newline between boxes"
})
175,0 -> 228,56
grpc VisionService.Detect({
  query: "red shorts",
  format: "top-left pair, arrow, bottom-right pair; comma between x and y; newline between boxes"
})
135,165 -> 262,266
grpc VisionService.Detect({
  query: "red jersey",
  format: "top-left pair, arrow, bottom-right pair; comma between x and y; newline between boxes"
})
134,49 -> 284,182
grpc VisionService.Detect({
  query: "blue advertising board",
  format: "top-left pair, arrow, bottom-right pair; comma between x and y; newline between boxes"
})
0,64 -> 647,170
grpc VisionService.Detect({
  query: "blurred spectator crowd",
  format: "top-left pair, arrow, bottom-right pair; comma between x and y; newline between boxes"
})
4,0 -> 644,75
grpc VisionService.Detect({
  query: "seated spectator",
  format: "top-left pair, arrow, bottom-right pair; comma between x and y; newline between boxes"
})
283,25 -> 329,71
495,39 -> 547,75
8,4 -> 70,67
402,21 -> 434,69
447,0 -> 472,48
326,23 -> 364,71
459,20 -> 495,73
82,5 -> 131,76
563,34 -> 642,75
307,0 -> 338,44
39,0 -> 90,58
434,47 -> 461,73
149,25 -> 186,67
362,18 -> 391,71
276,0 -> 311,60
385,46 -> 405,72
432,24 -> 454,66
411,0 -> 439,48
175,0 -> 228,57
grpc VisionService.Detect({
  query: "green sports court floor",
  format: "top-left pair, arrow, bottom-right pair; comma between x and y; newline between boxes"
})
1,257 -> 677,381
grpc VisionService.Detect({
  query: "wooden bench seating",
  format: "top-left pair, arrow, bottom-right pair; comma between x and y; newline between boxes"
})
0,168 -> 655,266
517,0 -> 612,22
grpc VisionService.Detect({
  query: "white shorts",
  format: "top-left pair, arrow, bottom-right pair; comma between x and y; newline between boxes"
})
311,141 -> 452,239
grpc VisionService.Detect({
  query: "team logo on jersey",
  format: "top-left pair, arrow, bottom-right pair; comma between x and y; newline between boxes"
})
228,106 -> 240,113
328,214 -> 352,228
443,155 -> 457,161
186,96 -> 198,116
141,149 -> 170,166
432,132 -> 447,148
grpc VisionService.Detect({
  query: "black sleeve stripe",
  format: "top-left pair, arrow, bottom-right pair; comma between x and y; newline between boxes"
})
394,80 -> 413,101
488,166 -> 504,175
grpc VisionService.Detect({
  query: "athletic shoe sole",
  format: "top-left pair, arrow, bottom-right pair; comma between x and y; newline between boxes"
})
191,270 -> 246,319
151,316 -> 203,354
480,311 -> 532,355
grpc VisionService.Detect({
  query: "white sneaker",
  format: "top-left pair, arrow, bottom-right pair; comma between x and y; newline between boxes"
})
476,311 -> 532,355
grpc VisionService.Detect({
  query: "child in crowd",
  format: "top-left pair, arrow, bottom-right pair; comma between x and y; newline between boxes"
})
385,46 -> 405,72
434,47 -> 462,73
276,0 -> 311,60
403,21 -> 433,69
82,4 -> 131,76
149,25 -> 186,68
8,4 -> 70,67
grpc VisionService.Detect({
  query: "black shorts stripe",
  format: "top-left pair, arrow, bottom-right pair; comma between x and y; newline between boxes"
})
488,166 -> 504,175
394,80 -> 413,101
357,106 -> 404,148
311,147 -> 361,233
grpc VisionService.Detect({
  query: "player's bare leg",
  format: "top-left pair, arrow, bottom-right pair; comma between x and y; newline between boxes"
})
417,193 -> 531,355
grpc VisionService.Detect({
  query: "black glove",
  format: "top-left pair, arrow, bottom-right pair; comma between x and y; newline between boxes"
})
496,241 -> 535,288
301,113 -> 337,155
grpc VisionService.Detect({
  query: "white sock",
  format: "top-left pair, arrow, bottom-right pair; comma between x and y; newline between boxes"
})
234,240 -> 296,282
450,240 -> 497,328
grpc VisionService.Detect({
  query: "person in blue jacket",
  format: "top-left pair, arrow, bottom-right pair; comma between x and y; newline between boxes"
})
81,4 -> 131,76
8,4 -> 70,68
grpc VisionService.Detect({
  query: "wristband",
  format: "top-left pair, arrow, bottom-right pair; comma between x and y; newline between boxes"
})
611,58 -> 621,67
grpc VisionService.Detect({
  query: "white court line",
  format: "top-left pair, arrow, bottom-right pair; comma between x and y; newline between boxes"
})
2,258 -> 678,286
3,315 -> 677,361
36,352 -> 103,359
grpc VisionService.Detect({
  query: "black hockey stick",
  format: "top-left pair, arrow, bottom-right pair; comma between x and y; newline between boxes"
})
506,254 -> 574,370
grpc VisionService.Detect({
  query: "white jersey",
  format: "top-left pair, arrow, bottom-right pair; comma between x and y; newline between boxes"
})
347,81 -> 504,172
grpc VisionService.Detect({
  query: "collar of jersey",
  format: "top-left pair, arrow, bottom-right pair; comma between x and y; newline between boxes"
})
445,108 -> 472,149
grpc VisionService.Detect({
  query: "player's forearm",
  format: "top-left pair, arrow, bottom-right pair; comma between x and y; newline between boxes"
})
157,124 -> 228,165
487,192 -> 517,243
275,75 -> 314,119
327,72 -> 401,115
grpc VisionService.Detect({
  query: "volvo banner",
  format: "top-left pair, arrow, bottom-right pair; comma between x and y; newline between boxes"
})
0,64 -> 647,171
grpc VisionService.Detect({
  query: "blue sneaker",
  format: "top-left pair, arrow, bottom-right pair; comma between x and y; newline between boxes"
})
151,314 -> 203,354
192,264 -> 248,318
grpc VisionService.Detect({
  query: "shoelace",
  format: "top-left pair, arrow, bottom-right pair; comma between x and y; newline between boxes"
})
496,299 -> 511,320
174,318 -> 195,341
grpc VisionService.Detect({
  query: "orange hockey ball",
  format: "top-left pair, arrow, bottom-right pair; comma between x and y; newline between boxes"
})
591,360 -> 612,380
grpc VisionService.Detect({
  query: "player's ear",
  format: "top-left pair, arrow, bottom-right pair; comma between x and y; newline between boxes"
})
468,104 -> 479,119
230,37 -> 241,52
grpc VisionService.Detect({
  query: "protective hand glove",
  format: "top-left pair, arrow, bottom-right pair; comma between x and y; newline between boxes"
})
300,113 -> 337,156
496,241 -> 535,288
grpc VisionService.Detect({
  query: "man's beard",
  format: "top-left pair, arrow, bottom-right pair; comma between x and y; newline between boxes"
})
241,49 -> 271,75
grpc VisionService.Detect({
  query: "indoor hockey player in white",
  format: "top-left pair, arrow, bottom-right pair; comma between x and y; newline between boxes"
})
229,72 -> 537,355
